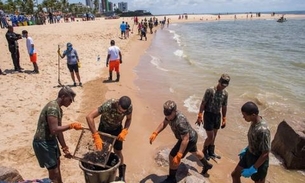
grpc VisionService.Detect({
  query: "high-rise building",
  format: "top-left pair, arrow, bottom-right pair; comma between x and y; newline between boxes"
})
85,0 -> 94,9
108,2 -> 113,11
118,2 -> 128,12
101,0 -> 109,12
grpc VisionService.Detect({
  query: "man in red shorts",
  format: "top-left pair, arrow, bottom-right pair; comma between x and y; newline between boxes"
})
22,30 -> 39,73
106,40 -> 122,82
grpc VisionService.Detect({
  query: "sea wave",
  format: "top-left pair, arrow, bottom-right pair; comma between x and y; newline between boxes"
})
174,49 -> 185,57
169,30 -> 181,46
150,55 -> 169,72
183,95 -> 201,113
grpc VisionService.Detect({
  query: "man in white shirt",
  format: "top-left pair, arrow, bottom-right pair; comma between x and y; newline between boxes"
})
106,40 -> 122,82
22,30 -> 39,73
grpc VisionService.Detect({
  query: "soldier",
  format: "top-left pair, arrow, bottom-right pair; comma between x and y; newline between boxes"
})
231,101 -> 271,183
86,96 -> 132,182
149,100 -> 213,183
196,74 -> 230,161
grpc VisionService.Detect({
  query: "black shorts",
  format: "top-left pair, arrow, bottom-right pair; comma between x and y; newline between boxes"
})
238,150 -> 269,181
204,111 -> 221,131
67,64 -> 78,72
98,124 -> 123,151
169,132 -> 198,158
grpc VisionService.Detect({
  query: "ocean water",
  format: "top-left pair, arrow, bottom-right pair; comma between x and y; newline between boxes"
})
135,18 -> 305,182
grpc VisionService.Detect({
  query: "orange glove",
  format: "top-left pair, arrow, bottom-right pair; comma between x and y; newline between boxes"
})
117,129 -> 128,141
195,112 -> 203,126
173,152 -> 183,166
149,131 -> 158,144
92,132 -> 103,150
221,117 -> 226,129
69,122 -> 83,130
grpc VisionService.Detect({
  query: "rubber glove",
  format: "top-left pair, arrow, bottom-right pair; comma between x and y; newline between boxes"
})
221,117 -> 226,129
77,61 -> 81,68
69,122 -> 83,130
92,132 -> 103,151
173,152 -> 183,166
238,147 -> 248,159
117,129 -> 128,141
195,112 -> 203,126
241,165 -> 257,178
149,131 -> 158,144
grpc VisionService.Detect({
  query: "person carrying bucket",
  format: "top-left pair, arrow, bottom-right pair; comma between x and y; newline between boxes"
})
86,96 -> 133,182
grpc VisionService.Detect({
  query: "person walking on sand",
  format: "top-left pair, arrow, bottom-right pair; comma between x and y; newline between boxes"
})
5,25 -> 23,72
149,100 -> 213,182
231,101 -> 271,183
120,21 -> 126,39
58,43 -> 82,87
196,74 -> 230,161
32,86 -> 83,183
22,30 -> 39,74
86,96 -> 133,182
106,40 -> 122,82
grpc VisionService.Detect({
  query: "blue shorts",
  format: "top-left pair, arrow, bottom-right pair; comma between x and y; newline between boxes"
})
33,139 -> 61,169
67,63 -> 78,72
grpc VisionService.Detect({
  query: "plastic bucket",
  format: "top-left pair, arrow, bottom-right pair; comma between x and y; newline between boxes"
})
79,152 -> 121,183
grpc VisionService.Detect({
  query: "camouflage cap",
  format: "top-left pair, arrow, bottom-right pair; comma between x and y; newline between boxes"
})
219,74 -> 230,86
59,85 -> 76,102
163,100 -> 177,116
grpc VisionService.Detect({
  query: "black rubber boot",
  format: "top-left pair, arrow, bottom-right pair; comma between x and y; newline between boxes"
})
208,145 -> 221,159
200,158 -> 213,175
203,146 -> 210,160
161,169 -> 177,183
115,73 -> 120,82
108,72 -> 112,81
118,164 -> 126,182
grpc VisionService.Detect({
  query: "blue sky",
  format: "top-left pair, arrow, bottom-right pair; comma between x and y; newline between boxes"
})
71,0 -> 305,15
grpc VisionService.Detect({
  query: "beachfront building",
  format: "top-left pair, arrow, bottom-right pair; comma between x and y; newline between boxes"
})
118,2 -> 128,12
101,0 -> 109,12
85,0 -> 94,9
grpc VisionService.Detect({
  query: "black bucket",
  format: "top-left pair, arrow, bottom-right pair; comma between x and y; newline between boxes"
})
79,152 -> 121,183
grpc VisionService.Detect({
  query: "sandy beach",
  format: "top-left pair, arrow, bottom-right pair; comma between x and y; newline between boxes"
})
1,13 -> 305,183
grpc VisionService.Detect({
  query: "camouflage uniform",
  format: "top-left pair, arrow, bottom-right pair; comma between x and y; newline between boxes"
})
98,98 -> 132,131
33,100 -> 62,168
97,98 -> 133,150
203,87 -> 228,130
239,119 -> 271,181
165,109 -> 198,157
